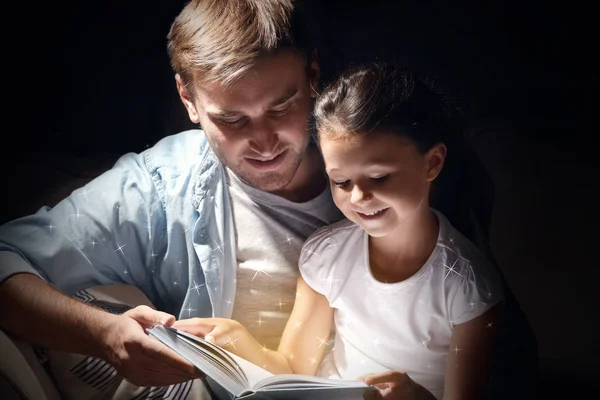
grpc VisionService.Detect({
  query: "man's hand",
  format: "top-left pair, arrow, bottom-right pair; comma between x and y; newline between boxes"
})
360,371 -> 435,400
102,305 -> 200,386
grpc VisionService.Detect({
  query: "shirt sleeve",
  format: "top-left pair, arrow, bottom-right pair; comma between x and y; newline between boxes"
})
447,257 -> 505,325
298,225 -> 337,300
0,151 -> 166,296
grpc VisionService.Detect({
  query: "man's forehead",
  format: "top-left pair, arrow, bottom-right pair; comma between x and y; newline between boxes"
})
196,49 -> 308,112
199,81 -> 301,114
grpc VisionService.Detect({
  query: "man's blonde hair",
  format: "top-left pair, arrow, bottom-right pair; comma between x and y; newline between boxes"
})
167,0 -> 308,91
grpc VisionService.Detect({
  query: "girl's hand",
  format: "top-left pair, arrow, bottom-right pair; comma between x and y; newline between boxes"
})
360,370 -> 435,400
172,317 -> 247,349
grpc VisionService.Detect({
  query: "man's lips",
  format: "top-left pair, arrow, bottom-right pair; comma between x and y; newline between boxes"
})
244,150 -> 287,170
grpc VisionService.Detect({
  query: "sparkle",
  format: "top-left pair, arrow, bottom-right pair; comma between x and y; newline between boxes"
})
421,338 -> 430,347
79,188 -> 93,201
252,267 -> 272,281
284,234 -> 295,245
224,336 -> 239,350
173,281 -> 178,286
72,211 -> 82,221
183,306 -> 196,317
46,224 -> 56,231
309,356 -> 318,365
453,345 -> 462,354
288,353 -> 295,361
212,241 -> 225,255
443,259 -> 462,279
115,243 -> 126,255
189,279 -> 205,295
256,316 -> 264,328
304,249 -> 318,257
322,277 -> 340,291
277,298 -> 285,309
294,321 -> 303,330
449,236 -> 455,244
225,298 -> 233,306
150,252 -> 159,258
316,335 -> 329,348
90,239 -> 98,247
123,270 -> 128,275
372,336 -> 381,347
259,344 -> 268,353
178,260 -> 184,266
486,321 -> 494,329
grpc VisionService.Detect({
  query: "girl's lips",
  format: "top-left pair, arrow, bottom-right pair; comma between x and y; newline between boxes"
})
356,208 -> 389,220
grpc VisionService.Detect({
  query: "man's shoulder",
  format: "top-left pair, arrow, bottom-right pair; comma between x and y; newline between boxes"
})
143,129 -> 210,172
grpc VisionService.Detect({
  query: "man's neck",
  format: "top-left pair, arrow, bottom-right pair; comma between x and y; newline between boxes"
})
272,144 -> 327,203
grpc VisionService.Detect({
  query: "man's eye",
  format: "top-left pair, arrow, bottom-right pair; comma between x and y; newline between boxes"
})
219,117 -> 245,126
371,175 -> 388,183
270,106 -> 291,116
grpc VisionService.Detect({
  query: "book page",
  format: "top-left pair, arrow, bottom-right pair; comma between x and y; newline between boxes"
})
147,326 -> 247,395
253,374 -> 369,390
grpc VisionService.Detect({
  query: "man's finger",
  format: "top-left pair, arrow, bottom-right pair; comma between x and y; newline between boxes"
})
125,305 -> 176,327
140,335 -> 197,375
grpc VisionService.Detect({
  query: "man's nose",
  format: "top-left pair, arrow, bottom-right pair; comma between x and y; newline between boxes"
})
249,121 -> 278,156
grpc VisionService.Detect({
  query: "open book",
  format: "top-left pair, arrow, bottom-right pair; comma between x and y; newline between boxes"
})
147,325 -> 375,399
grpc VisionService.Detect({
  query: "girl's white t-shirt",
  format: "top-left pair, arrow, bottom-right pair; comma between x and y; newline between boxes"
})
299,209 -> 504,400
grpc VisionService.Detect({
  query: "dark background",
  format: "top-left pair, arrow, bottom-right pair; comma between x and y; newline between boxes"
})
3,0 -> 598,398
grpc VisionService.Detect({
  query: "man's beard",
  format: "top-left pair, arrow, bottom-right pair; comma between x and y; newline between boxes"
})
230,146 -> 305,192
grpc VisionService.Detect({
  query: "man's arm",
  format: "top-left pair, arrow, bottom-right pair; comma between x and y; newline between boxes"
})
0,272 -> 197,386
0,149 -> 198,385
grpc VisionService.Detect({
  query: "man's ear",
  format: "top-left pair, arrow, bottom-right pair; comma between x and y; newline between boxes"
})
307,48 -> 321,98
175,74 -> 200,124
425,142 -> 447,182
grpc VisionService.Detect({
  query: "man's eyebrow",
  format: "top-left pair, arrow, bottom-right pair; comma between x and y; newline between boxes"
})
268,88 -> 299,107
207,89 -> 299,117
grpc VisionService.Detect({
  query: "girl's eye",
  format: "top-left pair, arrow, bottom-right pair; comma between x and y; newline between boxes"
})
371,175 -> 388,183
333,180 -> 349,188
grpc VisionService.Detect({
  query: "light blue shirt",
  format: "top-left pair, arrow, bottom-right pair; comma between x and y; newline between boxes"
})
0,130 -> 237,319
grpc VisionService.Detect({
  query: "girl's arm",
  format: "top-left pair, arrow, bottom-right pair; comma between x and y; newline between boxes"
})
276,275 -> 334,375
171,275 -> 333,375
442,302 -> 502,400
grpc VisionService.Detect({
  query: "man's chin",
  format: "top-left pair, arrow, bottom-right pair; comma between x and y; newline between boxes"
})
240,172 -> 293,192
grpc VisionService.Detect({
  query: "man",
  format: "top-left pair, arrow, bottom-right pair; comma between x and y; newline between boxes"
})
0,0 -> 344,398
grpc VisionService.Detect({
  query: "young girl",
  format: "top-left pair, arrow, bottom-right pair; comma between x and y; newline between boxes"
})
173,63 -> 504,400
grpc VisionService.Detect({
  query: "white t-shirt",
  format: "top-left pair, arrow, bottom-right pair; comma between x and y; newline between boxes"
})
299,209 -> 504,399
226,168 -> 344,351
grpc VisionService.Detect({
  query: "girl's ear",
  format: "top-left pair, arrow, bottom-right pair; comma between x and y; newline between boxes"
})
425,142 -> 447,182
